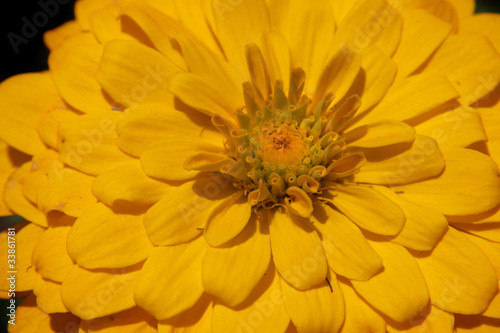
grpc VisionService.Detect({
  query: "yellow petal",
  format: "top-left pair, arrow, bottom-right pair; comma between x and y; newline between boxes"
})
313,45 -> 361,111
0,73 -> 59,155
88,307 -> 157,333
9,294 -> 80,333
134,237 -> 206,320
478,107 -> 500,167
373,186 -> 448,251
421,34 -> 500,106
460,13 -> 500,53
33,275 -> 67,313
212,0 -> 271,78
351,240 -> 430,322
334,0 -> 402,56
58,111 -> 132,175
449,0 -> 475,18
269,209 -> 327,291
37,164 -> 97,217
274,0 -> 335,89
116,103 -> 221,157
67,203 -> 153,269
211,265 -> 290,333
354,46 -> 397,114
344,120 -> 415,148
202,217 -> 270,306
168,73 -> 239,120
204,191 -> 252,247
285,186 -> 313,218
331,185 -> 406,236
414,107 -> 488,148
48,31 -> 98,71
258,29 -> 291,93
312,205 -> 383,281
394,147 -> 500,216
354,135 -> 445,185
0,223 -> 43,292
36,107 -> 77,150
400,0 -> 459,29
74,0 -> 110,30
159,295 -> 213,333
61,263 -> 142,320
89,5 -> 136,44
386,303 -> 455,333
3,163 -> 48,226
338,279 -> 386,333
0,143 -> 30,216
463,233 -> 500,319
43,20 -> 81,50
143,176 -> 236,246
410,228 -> 498,314
92,161 -> 170,207
32,223 -> 73,283
96,40 -> 181,108
140,137 -> 224,181
453,222 -> 500,243
172,33 -> 242,108
52,43 -> 114,113
355,74 -> 459,125
393,9 -> 451,79
281,272 -> 345,333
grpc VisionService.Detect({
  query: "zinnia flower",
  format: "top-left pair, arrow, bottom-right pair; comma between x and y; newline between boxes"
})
1,0 -> 500,332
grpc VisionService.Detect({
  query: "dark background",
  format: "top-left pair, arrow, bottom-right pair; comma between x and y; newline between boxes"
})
0,0 -> 500,332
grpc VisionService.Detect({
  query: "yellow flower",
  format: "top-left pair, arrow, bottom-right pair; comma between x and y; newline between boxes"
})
1,0 -> 500,332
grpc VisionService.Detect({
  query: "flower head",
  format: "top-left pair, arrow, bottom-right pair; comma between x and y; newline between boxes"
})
1,0 -> 500,332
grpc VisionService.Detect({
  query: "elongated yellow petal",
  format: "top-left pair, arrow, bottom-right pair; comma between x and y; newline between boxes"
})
159,295 -> 213,333
36,108 -> 76,150
67,203 -> 153,269
258,29 -> 291,93
211,266 -> 290,333
448,0 -> 475,18
43,21 -> 81,50
393,9 -> 451,79
0,73 -> 59,155
134,237 -> 206,320
421,34 -> 500,106
204,191 -> 252,247
352,240 -> 430,323
478,108 -> 500,166
0,223 -> 43,292
281,272 -> 345,333
394,147 -> 500,216
168,73 -> 239,120
144,176 -> 236,246
356,74 -> 459,125
453,222 -> 500,243
92,161 -> 170,207
410,228 -> 498,315
331,185 -> 406,236
354,135 -> 445,186
354,46 -> 397,114
140,137 -> 225,181
52,43 -> 113,113
334,0 -> 402,56
212,0 -> 271,78
415,107 -> 488,148
61,263 -> 142,320
460,13 -> 500,53
374,186 -> 448,251
338,279 -> 386,333
9,295 -> 79,333
33,275 -> 67,314
344,120 -> 415,148
116,103 -> 221,157
58,111 -> 132,175
96,40 -> 181,108
312,205 -> 383,281
32,224 -> 73,283
202,217 -> 270,307
386,303 -> 455,333
269,210 -> 327,290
